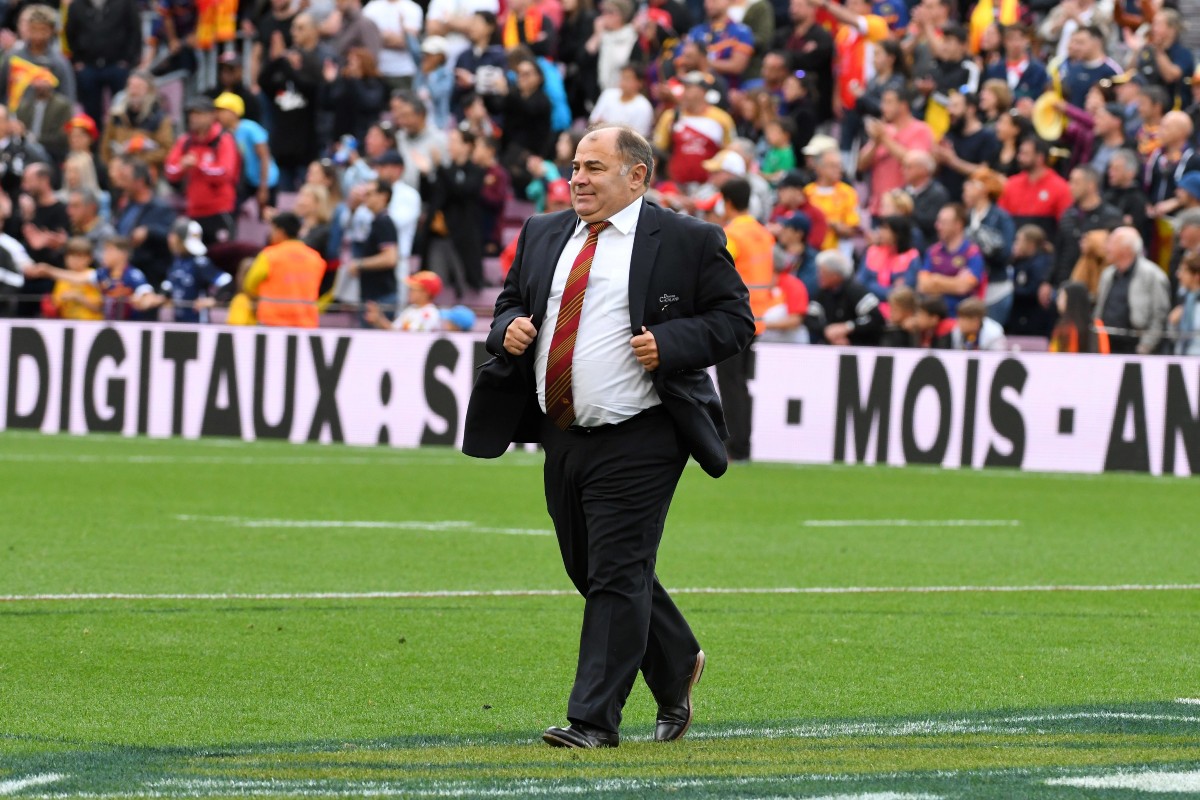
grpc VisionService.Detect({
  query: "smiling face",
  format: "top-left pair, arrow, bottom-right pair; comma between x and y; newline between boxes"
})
570,129 -> 646,223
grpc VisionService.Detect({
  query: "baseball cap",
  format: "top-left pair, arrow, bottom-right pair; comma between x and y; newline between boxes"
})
1178,172 -> 1200,200
801,133 -> 838,157
186,96 -> 215,114
441,304 -> 476,331
371,149 -> 405,167
213,92 -> 245,118
547,178 -> 571,205
701,149 -> 745,176
777,170 -> 807,189
780,211 -> 812,234
420,35 -> 449,56
407,270 -> 443,299
171,218 -> 207,257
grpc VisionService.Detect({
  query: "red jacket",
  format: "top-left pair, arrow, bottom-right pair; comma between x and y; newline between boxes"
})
164,122 -> 240,219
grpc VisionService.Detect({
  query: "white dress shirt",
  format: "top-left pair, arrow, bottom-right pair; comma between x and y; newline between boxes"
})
535,196 -> 661,427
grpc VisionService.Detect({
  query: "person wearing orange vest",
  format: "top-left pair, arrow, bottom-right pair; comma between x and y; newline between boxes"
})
242,212 -> 326,328
714,177 -> 774,463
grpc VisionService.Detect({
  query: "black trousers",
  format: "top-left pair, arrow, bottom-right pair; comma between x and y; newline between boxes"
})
716,340 -> 755,461
541,407 -> 700,733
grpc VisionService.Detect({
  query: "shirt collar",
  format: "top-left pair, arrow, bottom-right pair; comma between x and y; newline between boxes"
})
574,195 -> 643,237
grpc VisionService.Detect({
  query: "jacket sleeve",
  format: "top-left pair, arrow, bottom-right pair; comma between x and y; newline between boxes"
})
1138,273 -> 1171,354
486,219 -> 533,357
652,224 -> 755,374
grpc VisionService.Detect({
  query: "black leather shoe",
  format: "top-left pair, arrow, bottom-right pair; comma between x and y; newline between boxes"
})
655,650 -> 705,742
542,722 -> 620,748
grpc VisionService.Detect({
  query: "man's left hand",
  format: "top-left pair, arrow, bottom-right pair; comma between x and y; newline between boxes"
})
631,326 -> 659,371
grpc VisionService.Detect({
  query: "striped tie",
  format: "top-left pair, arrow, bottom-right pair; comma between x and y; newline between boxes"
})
545,220 -> 610,430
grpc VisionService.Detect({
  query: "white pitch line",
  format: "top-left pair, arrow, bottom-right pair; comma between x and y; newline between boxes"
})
3,584 -> 1200,603
803,520 -> 1020,528
1176,698 -> 1200,705
0,774 -> 66,795
174,515 -> 552,536
1045,770 -> 1200,792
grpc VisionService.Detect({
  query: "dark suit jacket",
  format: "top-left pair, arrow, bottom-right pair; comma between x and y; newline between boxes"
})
462,200 -> 755,478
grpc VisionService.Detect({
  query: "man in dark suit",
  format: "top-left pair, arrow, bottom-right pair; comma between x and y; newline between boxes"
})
462,125 -> 755,749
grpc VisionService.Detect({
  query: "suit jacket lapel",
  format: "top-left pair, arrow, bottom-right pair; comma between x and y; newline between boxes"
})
628,200 -> 661,333
531,213 -> 579,326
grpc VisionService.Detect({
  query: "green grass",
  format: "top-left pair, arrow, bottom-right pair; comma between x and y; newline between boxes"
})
1,432 -> 1198,798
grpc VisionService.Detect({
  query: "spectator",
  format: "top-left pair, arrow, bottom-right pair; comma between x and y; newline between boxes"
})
911,293 -> 949,348
586,0 -> 639,93
15,75 -> 70,164
590,63 -> 655,137
501,0 -> 558,58
369,150 -> 421,265
963,167 -> 1015,323
1053,165 -> 1123,288
981,23 -> 1047,104
1051,280 -> 1111,353
322,47 -> 388,143
365,269 -> 444,330
1131,8 -> 1194,110
1070,228 -> 1109,298
66,189 -> 116,264
252,0 -> 299,95
731,0 -> 776,81
415,36 -> 455,130
778,0 -> 834,122
348,178 -> 400,320
362,0 -> 425,92
804,148 -> 860,255
1104,148 -> 1150,238
768,170 -> 827,253
499,57 -> 555,192
525,151 -> 562,212
653,71 -> 734,186
1168,252 -> 1200,355
1095,226 -> 1171,354
977,79 -> 1012,125
918,203 -> 985,317
1133,84 -> 1169,158
991,108 -> 1032,177
688,0 -> 756,90
559,0 -> 599,116
1168,209 -> 1200,294
0,5 -> 75,103
0,105 -> 49,202
427,0 -> 502,66
328,0 -> 383,61
164,98 -> 241,246
293,183 -> 335,263
850,39 -> 907,133
819,0 -> 889,150
451,11 -> 508,116
243,212 -> 326,328
207,52 -> 262,125
33,237 -> 155,321
1007,223 -> 1054,335
65,114 -> 101,167
860,215 -> 919,301
1058,26 -> 1120,109
946,297 -> 1008,349
47,237 -> 103,321
1146,111 -> 1200,226
999,135 -> 1073,239
415,128 -> 486,296
760,118 -> 798,184
859,86 -> 934,219
64,0 -> 143,127
935,89 -> 1000,201
1089,102 -> 1130,178
113,158 -> 175,287
260,22 -> 322,190
440,303 -> 477,330
391,91 -> 450,192
805,249 -> 885,345
773,211 -> 818,294
19,162 -> 68,279
100,71 -> 177,169
903,151 -> 951,247
473,136 -> 510,256
214,92 -> 279,212
160,218 -> 233,324
880,285 -> 918,347
61,153 -> 110,220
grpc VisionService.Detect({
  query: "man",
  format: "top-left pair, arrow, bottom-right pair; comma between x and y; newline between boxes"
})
363,0 -> 424,91
0,191 -> 33,316
804,249 -> 885,345
1059,26 -> 1120,109
772,210 -> 818,293
260,20 -> 322,189
1146,111 -> 1200,222
776,0 -> 834,121
1095,226 -> 1171,354
903,151 -> 950,247
207,52 -> 262,125
981,23 -> 1048,103
0,4 -> 76,103
1104,148 -> 1150,239
451,11 -> 508,115
252,0 -> 297,94
391,91 -> 450,191
15,161 -> 65,315
462,126 -> 754,748
713,177 -> 773,463
329,0 -> 384,60
63,0 -> 142,127
113,158 -> 176,287
0,105 -> 49,202
816,0 -> 889,144
371,150 -> 422,269
1132,8 -> 1194,109
243,212 -> 326,328
164,98 -> 241,246
917,204 -> 985,316
1134,84 -> 1169,159
349,178 -> 400,316
1088,102 -> 1129,178
15,75 -> 72,164
998,136 -> 1073,239
1168,208 -> 1200,294
687,0 -> 756,90
859,86 -> 934,218
934,89 -> 999,201
1052,165 -> 1123,287
101,70 -> 177,169
653,71 -> 735,186
214,92 -> 278,211
66,189 -> 117,264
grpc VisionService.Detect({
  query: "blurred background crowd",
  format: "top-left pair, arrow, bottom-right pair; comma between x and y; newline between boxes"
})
0,0 -> 1199,354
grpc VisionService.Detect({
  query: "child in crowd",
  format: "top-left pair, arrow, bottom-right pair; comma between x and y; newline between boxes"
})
525,153 -> 562,213
880,286 -> 918,347
946,298 -> 1008,350
760,118 -> 798,185
32,237 -> 156,321
912,295 -> 950,348
365,270 -> 443,331
160,218 -> 233,324
48,237 -> 103,320
1169,254 -> 1200,356
441,304 -> 477,331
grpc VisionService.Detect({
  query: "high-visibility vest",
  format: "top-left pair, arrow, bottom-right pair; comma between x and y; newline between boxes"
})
255,240 -> 326,329
725,215 -> 776,336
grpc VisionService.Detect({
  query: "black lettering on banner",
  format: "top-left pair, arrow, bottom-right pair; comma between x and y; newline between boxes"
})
162,331 -> 199,436
901,356 -> 951,465
421,338 -> 459,445
5,327 -> 48,430
983,358 -> 1027,468
1104,363 -> 1150,473
960,358 -> 979,467
59,327 -> 74,432
83,328 -> 126,432
308,336 -> 350,442
137,330 -> 152,435
254,334 -> 297,439
834,354 -> 893,463
1162,364 -> 1200,475
201,333 -> 242,437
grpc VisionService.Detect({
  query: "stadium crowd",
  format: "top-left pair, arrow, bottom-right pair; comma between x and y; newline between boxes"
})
0,0 -> 1199,354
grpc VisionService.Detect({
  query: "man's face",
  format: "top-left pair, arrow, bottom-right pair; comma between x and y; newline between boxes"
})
1068,169 -> 1091,203
935,208 -> 960,242
778,185 -> 803,208
127,76 -> 149,106
957,315 -> 982,339
1151,15 -> 1172,45
391,101 -> 419,134
1108,157 -> 1131,187
216,109 -> 239,129
947,93 -> 966,123
817,152 -> 841,183
21,169 -> 42,196
26,20 -> 52,49
66,195 -> 93,227
942,36 -> 964,61
1067,31 -> 1087,61
790,0 -> 812,23
292,16 -> 316,46
188,109 -> 213,135
1106,235 -> 1130,266
902,156 -> 925,186
880,91 -> 900,123
365,184 -> 388,214
1004,28 -> 1027,59
377,163 -> 404,184
704,0 -> 730,21
762,55 -> 787,85
1017,140 -> 1037,172
817,266 -> 843,290
570,129 -> 644,223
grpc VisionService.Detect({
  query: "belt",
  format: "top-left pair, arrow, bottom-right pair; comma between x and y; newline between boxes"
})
565,405 -> 666,434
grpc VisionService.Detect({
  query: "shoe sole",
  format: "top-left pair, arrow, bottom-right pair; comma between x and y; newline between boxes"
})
661,649 -> 705,743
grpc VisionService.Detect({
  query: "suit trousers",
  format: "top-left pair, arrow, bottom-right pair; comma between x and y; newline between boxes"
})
541,407 -> 701,733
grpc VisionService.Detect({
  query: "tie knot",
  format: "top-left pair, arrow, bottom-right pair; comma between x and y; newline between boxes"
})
587,221 -> 610,236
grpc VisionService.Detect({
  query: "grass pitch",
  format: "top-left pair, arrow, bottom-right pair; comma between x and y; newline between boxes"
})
1,432 -> 1199,798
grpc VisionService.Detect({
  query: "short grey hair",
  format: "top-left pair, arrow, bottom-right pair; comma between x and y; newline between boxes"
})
816,249 -> 853,279
1112,226 -> 1144,258
70,188 -> 99,209
589,123 -> 654,188
1112,148 -> 1140,175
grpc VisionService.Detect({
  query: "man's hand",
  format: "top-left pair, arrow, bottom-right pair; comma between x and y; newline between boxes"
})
504,316 -> 538,355
631,326 -> 659,371
825,323 -> 851,345
1038,282 -> 1053,309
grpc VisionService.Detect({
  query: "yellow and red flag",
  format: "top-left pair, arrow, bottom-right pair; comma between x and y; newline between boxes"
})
7,56 -> 58,110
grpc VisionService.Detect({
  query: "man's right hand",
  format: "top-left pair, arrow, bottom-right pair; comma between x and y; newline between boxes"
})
504,316 -> 537,355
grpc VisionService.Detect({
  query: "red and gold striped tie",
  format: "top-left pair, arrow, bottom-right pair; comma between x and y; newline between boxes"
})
545,220 -> 610,430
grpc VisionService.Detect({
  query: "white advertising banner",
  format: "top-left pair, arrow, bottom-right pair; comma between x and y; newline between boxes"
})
1,321 -> 1198,476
